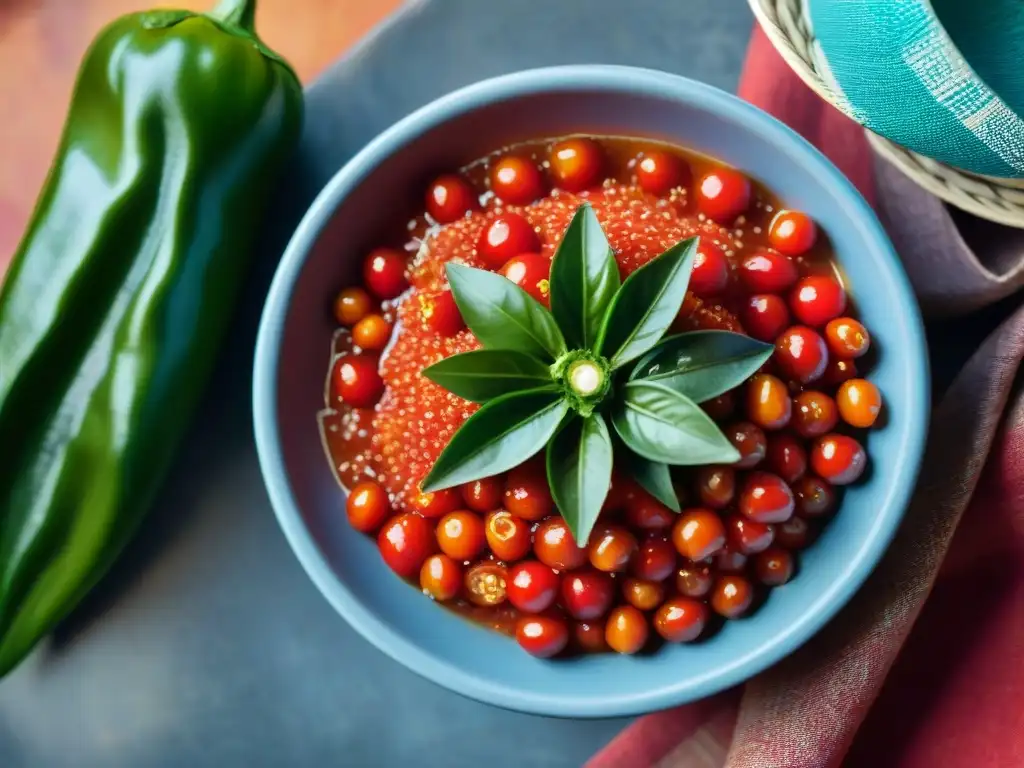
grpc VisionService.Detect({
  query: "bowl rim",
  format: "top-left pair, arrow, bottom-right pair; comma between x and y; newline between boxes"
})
253,64 -> 929,717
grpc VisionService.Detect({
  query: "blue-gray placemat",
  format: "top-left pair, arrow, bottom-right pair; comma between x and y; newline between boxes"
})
0,2 -> 752,766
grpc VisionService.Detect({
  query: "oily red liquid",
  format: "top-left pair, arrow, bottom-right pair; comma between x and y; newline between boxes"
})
318,135 -> 849,643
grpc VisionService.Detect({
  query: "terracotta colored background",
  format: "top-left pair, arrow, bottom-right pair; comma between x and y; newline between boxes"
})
0,0 -> 401,274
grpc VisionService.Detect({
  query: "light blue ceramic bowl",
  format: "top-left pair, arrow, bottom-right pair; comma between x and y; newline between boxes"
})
253,65 -> 929,717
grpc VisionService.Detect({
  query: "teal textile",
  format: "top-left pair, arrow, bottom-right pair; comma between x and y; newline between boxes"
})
809,0 -> 1024,178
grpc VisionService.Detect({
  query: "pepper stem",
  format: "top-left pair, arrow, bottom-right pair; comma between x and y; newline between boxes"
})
211,0 -> 257,30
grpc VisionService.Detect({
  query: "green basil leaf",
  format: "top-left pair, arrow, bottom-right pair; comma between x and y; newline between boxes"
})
446,263 -> 566,361
546,414 -> 614,546
629,330 -> 773,402
612,380 -> 740,465
596,236 -> 697,369
422,350 -> 553,403
420,387 -> 568,492
617,446 -> 680,512
549,203 -> 620,350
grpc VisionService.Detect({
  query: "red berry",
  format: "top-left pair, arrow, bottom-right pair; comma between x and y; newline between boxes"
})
696,168 -> 751,224
738,471 -> 795,524
422,289 -> 465,336
435,511 -> 486,561
726,514 -> 776,555
792,391 -> 839,438
549,137 -> 604,192
561,569 -> 615,620
690,240 -> 730,296
823,357 -> 858,387
484,510 -> 532,562
622,578 -> 667,611
333,286 -> 372,327
363,248 -> 408,299
352,314 -> 392,351
746,373 -> 792,430
631,537 -> 677,581
346,481 -> 390,533
464,562 -> 508,606
420,554 -> 462,601
504,461 -> 555,521
573,621 -> 610,654
654,597 -> 708,642
490,155 -> 545,204
408,488 -> 462,519
811,434 -> 867,485
333,354 -> 384,408
775,516 -> 812,549
768,210 -> 817,256
605,605 -> 649,654
533,517 -> 587,570
588,525 -> 638,573
766,433 -> 807,483
775,326 -> 829,383
740,249 -> 798,293
790,276 -> 847,327
516,614 -> 569,658
695,465 -> 735,509
793,475 -> 836,518
702,391 -> 737,422
711,574 -> 755,618
675,565 -> 714,597
507,561 -> 560,613
727,421 -> 768,469
755,547 -> 795,586
714,545 -> 749,573
461,476 -> 503,512
624,493 -> 675,530
477,213 -> 540,268
500,253 -> 551,305
637,150 -> 690,196
426,174 -> 478,223
741,294 -> 790,342
672,508 -> 727,561
825,318 -> 870,358
378,513 -> 436,579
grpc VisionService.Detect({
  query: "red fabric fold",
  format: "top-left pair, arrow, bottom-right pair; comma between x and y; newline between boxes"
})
588,24 -> 1024,768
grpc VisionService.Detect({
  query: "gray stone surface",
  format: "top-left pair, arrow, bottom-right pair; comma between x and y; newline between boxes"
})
0,1 -> 752,766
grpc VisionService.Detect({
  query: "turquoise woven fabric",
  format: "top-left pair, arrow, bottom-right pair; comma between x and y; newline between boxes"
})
808,0 -> 1024,178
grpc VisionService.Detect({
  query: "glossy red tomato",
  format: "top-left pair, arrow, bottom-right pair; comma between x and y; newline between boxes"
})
726,514 -> 775,555
690,240 -> 730,296
504,461 -> 555,520
622,578 -> 667,611
426,174 -> 478,223
477,213 -> 540,268
588,525 -> 638,573
333,286 -> 372,327
775,515 -> 812,549
741,294 -> 790,342
422,290 -> 465,337
378,513 -> 436,579
714,545 -> 749,573
702,391 -> 736,422
768,210 -> 817,256
624,493 -> 675,530
738,471 -> 795,524
837,378 -> 883,428
461,476 -> 503,512
746,373 -> 792,430
533,517 -> 587,570
560,569 -> 615,620
435,511 -> 486,561
484,510 -> 532,561
792,475 -> 836,519
631,537 -> 677,581
727,421 -> 768,469
464,562 -> 508,607
573,621 -> 610,654
711,574 -> 754,618
500,253 -> 551,305
754,547 -> 795,586
549,137 -> 604,192
792,390 -> 839,438
696,168 -> 751,223
352,314 -> 392,351
672,508 -> 727,561
811,434 -> 867,485
654,597 -> 708,642
739,249 -> 798,293
346,480 -> 390,533
516,614 -> 569,658
695,465 -> 735,509
490,155 -> 545,204
775,326 -> 829,383
419,554 -> 462,601
675,565 -> 713,598
823,357 -> 858,387
605,605 -> 649,654
408,488 -> 462,519
766,433 -> 807,483
825,317 -> 871,358
507,561 -> 560,613
790,276 -> 847,327
636,150 -> 690,196
363,248 -> 408,299
333,354 -> 384,408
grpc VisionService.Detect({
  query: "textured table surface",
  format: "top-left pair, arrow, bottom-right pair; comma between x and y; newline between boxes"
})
0,1 -> 753,766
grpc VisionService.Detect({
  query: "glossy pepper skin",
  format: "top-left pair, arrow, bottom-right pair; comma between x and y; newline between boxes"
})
0,0 -> 302,674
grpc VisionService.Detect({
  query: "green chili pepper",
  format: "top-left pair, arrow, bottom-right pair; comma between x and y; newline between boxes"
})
0,0 -> 303,675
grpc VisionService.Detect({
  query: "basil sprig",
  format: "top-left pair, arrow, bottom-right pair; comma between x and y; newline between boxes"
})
421,203 -> 772,545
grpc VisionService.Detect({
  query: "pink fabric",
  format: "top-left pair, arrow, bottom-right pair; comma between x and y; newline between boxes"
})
589,25 -> 1024,768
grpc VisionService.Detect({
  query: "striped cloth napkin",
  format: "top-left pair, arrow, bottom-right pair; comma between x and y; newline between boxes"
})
588,25 -> 1024,768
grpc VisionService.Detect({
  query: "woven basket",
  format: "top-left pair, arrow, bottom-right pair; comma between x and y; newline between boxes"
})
748,0 -> 1024,228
